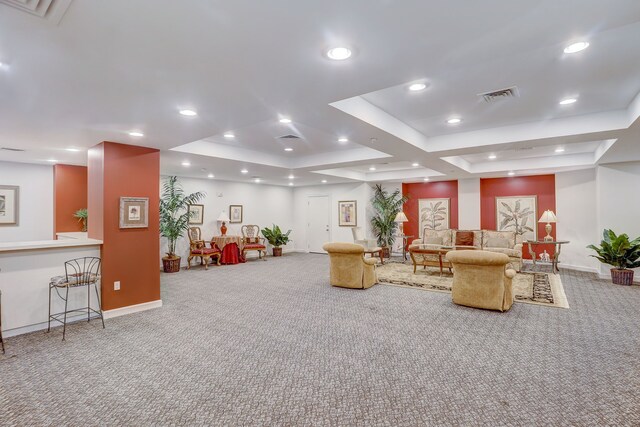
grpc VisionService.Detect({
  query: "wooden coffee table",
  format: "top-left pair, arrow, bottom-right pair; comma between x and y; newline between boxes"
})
409,245 -> 477,276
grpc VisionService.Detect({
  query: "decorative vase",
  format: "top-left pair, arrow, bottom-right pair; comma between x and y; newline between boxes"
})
272,247 -> 283,257
162,256 -> 181,273
610,268 -> 634,285
220,223 -> 227,236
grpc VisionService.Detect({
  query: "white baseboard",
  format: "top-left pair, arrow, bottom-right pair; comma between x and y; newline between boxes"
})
103,299 -> 163,319
560,264 -> 600,274
3,313 -> 90,338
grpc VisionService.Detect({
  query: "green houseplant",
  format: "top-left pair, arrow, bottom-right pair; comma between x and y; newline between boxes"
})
159,176 -> 205,273
73,208 -> 88,232
587,229 -> 640,285
261,224 -> 291,257
370,184 -> 408,258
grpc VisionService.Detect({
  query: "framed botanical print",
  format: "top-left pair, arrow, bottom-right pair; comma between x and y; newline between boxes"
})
0,185 -> 19,226
418,198 -> 449,236
188,204 -> 204,224
119,197 -> 149,229
229,205 -> 243,223
338,200 -> 357,227
496,195 -> 537,241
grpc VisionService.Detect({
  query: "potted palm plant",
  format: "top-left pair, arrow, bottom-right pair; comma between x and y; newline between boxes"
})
587,229 -> 640,285
159,176 -> 205,273
261,224 -> 291,257
370,184 -> 408,258
73,208 -> 88,232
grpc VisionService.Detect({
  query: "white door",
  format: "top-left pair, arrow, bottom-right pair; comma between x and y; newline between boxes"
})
307,195 -> 330,253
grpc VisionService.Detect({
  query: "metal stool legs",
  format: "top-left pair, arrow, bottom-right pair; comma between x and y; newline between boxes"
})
0,290 -> 5,354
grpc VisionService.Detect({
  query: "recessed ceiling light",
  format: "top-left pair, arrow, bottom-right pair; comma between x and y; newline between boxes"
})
279,117 -> 292,124
423,177 -> 430,182
65,148 -> 81,152
338,137 -> 349,143
179,109 -> 197,116
284,148 -> 293,152
47,159 -> 58,163
408,83 -> 427,92
321,179 -> 328,183
181,161 -> 191,167
254,178 -> 261,183
508,171 -> 515,176
289,182 -> 294,186
326,47 -> 352,60
288,174 -> 295,179
412,162 -> 419,167
555,147 -> 565,153
559,98 -> 577,105
488,154 -> 497,160
207,173 -> 214,178
129,131 -> 144,137
564,41 -> 589,54
369,166 -> 376,171
447,118 -> 462,124
223,133 -> 235,139
241,169 -> 248,174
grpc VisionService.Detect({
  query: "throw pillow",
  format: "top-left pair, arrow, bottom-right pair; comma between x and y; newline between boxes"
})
424,236 -> 444,245
455,230 -> 475,246
485,237 -> 510,248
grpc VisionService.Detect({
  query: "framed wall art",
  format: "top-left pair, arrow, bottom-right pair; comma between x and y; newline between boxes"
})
338,200 -> 357,227
0,185 -> 19,226
418,198 -> 449,236
188,204 -> 204,224
496,195 -> 537,241
119,197 -> 149,229
229,205 -> 243,223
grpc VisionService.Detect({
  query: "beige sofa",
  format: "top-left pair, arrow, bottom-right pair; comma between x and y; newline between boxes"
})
322,242 -> 378,289
409,228 -> 523,272
447,250 -> 516,312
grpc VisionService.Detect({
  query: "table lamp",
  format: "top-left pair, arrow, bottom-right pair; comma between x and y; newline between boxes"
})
217,211 -> 231,236
538,210 -> 557,242
394,211 -> 408,235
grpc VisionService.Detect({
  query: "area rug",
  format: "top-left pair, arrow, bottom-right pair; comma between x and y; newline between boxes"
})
376,262 -> 569,308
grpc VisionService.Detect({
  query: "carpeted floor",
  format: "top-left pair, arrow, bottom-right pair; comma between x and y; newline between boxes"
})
1,253 -> 639,426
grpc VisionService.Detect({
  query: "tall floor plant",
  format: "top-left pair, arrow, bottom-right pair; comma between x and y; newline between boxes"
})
370,184 -> 408,249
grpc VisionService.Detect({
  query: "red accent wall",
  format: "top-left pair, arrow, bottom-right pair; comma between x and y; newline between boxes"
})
402,181 -> 459,239
88,142 -> 160,311
480,175 -> 556,258
53,164 -> 88,235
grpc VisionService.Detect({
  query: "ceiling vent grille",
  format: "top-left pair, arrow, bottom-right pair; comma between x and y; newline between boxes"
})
277,134 -> 301,140
1,147 -> 26,152
0,0 -> 73,25
478,86 -> 519,103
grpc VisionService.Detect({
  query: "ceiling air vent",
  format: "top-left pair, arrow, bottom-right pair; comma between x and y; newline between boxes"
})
478,86 -> 519,103
1,147 -> 25,152
277,134 -> 301,140
0,0 -> 73,25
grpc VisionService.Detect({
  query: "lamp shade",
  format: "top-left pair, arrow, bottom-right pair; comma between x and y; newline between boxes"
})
538,210 -> 557,223
394,211 -> 408,222
217,211 -> 231,222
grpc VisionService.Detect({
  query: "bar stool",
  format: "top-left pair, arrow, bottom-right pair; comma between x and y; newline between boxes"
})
48,257 -> 105,340
0,290 -> 5,354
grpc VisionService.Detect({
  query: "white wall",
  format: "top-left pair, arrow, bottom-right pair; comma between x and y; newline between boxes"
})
292,182 -> 374,251
160,176 -> 294,265
0,161 -> 54,242
458,178 -> 481,230
555,169 -> 600,273
596,162 -> 640,277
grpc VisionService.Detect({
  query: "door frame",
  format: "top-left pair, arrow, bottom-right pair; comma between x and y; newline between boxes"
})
307,194 -> 331,253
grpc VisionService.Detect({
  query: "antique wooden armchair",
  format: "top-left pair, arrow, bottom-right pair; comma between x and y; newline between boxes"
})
241,225 -> 267,261
187,227 -> 221,269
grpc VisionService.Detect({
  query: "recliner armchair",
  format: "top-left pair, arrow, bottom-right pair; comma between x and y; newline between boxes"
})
322,242 -> 378,289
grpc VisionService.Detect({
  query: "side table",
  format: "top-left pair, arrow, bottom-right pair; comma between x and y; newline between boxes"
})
398,235 -> 414,260
524,240 -> 570,274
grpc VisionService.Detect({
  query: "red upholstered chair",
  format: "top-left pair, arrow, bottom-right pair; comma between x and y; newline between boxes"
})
241,225 -> 267,261
187,227 -> 221,270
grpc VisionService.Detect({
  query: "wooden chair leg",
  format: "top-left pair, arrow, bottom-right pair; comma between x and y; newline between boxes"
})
187,255 -> 193,269
203,255 -> 210,270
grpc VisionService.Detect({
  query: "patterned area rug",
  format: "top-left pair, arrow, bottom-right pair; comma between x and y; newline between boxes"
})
376,261 -> 569,308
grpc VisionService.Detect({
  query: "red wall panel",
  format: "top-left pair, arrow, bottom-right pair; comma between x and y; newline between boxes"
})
402,181 -> 459,239
53,164 -> 88,235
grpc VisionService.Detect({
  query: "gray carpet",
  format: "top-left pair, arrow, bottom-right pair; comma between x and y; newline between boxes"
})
1,253 -> 639,426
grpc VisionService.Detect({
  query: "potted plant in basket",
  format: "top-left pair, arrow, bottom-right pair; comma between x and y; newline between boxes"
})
261,224 -> 291,257
587,229 -> 640,285
160,176 -> 205,273
370,184 -> 408,259
73,208 -> 88,232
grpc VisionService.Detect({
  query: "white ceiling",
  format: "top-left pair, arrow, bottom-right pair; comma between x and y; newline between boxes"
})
1,0 -> 639,187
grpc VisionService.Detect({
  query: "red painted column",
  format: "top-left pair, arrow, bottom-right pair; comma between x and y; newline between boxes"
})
53,164 -> 88,236
88,142 -> 160,311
